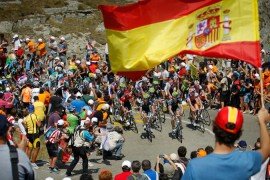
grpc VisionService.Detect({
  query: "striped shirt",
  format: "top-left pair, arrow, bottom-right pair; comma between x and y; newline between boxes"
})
48,129 -> 62,144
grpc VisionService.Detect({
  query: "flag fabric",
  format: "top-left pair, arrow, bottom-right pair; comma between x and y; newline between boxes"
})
99,0 -> 261,80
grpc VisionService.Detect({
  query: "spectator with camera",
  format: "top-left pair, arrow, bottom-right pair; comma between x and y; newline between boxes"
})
182,107 -> 270,179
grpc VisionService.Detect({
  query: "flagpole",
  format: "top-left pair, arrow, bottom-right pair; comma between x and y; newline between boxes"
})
259,68 -> 265,108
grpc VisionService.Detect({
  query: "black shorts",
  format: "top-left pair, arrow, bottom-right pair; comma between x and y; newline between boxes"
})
26,133 -> 40,148
46,142 -> 58,157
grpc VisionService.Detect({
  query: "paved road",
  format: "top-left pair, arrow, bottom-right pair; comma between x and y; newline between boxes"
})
36,109 -> 260,180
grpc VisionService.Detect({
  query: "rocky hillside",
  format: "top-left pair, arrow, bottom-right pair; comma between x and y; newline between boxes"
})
0,0 -> 269,57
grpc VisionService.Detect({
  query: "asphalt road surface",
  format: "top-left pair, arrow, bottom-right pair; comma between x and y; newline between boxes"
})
36,109 -> 260,180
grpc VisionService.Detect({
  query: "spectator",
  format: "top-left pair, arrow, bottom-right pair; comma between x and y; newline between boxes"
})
154,159 -> 168,180
236,140 -> 247,151
196,149 -> 207,158
36,38 -> 47,58
66,120 -> 94,176
205,145 -> 214,154
20,83 -> 32,108
182,107 -> 270,179
46,119 -> 67,173
177,146 -> 189,166
58,36 -> 68,65
23,105 -> 41,169
114,160 -> 132,180
142,159 -> 158,180
99,169 -> 113,180
33,96 -> 46,122
127,160 -> 149,180
0,115 -> 35,180
190,151 -> 197,159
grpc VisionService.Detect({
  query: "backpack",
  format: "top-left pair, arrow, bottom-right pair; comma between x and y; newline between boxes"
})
68,126 -> 84,147
44,126 -> 57,140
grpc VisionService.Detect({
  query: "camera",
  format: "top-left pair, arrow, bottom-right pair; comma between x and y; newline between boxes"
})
159,154 -> 164,158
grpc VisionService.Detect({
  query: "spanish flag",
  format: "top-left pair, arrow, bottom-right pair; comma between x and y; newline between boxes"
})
99,0 -> 261,80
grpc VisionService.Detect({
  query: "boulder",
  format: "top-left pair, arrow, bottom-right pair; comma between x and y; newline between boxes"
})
0,21 -> 13,33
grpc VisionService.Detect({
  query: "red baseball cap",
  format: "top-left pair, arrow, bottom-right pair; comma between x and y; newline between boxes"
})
214,106 -> 243,134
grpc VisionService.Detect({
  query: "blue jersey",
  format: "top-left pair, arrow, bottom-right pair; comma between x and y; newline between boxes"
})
182,150 -> 262,180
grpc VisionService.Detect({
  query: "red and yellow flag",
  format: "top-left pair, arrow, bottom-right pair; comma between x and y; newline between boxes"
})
99,0 -> 261,80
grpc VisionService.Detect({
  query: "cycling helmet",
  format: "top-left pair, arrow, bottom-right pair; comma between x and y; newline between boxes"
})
153,80 -> 159,85
143,93 -> 150,99
149,87 -> 155,93
172,91 -> 179,97
120,83 -> 126,88
89,73 -> 96,78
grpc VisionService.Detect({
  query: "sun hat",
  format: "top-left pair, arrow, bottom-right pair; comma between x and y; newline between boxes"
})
102,104 -> 110,110
91,117 -> 98,123
57,119 -> 65,126
197,149 -> 207,157
122,160 -> 131,168
76,92 -> 82,97
170,153 -> 179,161
214,106 -> 243,134
88,99 -> 94,105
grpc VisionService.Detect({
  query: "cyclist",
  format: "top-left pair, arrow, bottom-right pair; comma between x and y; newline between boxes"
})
139,93 -> 152,130
187,89 -> 203,126
118,83 -> 132,123
168,90 -> 183,131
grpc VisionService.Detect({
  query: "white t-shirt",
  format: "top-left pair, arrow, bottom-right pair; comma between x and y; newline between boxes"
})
250,158 -> 269,180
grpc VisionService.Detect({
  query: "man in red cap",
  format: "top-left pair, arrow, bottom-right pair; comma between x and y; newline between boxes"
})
182,106 -> 270,179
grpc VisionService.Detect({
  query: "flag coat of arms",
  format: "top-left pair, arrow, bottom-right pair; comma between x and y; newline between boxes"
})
99,0 -> 261,80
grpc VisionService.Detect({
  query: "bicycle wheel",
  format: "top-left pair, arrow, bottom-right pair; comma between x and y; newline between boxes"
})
154,115 -> 162,132
176,127 -> 183,143
130,116 -> 138,133
196,117 -> 205,133
202,109 -> 211,126
159,110 -> 166,123
147,127 -> 152,142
